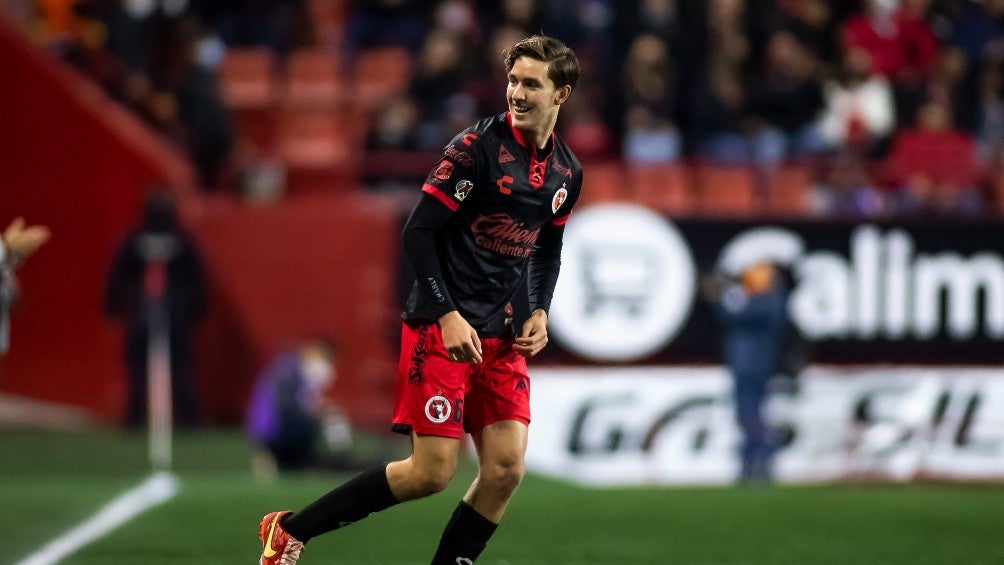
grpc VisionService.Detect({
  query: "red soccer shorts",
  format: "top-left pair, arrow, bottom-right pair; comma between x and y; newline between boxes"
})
392,322 -> 531,439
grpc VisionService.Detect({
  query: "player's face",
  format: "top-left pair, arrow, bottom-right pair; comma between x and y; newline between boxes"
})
507,56 -> 570,144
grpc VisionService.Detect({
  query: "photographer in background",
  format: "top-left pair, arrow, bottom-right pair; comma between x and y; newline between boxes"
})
1,217 -> 51,354
704,260 -> 793,484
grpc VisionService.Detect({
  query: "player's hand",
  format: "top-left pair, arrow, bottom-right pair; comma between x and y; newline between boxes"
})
514,308 -> 548,358
438,310 -> 483,364
3,217 -> 50,265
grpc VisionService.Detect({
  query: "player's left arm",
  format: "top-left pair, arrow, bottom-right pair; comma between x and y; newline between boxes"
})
516,168 -> 582,358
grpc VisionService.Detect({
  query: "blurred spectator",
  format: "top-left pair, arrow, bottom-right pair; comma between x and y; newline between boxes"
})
168,23 -> 235,188
246,338 -> 352,477
207,0 -> 311,57
842,0 -> 939,81
409,27 -> 477,150
433,0 -> 481,45
745,30 -> 827,160
812,148 -> 886,217
487,0 -> 545,35
705,260 -> 792,484
976,59 -> 1004,168
842,0 -> 939,125
815,47 -> 896,216
466,24 -> 525,115
779,0 -> 841,69
106,189 -> 206,428
690,0 -> 789,166
343,0 -> 426,54
366,94 -> 420,152
924,46 -> 976,133
885,100 -> 982,215
558,80 -> 616,161
0,218 -> 51,355
944,0 -> 1004,72
620,33 -> 682,163
819,47 -> 897,153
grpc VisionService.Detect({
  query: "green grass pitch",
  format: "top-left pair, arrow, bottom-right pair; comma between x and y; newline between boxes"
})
3,426 -> 1004,564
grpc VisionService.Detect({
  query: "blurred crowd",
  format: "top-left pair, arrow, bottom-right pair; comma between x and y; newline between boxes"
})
9,0 -> 1004,217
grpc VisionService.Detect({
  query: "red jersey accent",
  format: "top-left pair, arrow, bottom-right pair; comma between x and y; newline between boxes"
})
423,183 -> 460,211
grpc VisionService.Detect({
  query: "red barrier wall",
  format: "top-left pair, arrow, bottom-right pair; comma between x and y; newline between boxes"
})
0,14 -> 401,427
188,192 -> 401,427
0,13 -> 196,419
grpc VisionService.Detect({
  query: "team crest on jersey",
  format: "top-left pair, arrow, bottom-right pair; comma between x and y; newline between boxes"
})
425,395 -> 452,424
433,160 -> 454,181
552,186 -> 568,213
454,179 -> 474,201
498,145 -> 515,163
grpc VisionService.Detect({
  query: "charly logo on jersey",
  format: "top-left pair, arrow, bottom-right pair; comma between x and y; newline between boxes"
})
471,213 -> 540,258
454,179 -> 474,201
552,184 -> 568,213
549,204 -> 697,361
425,395 -> 452,423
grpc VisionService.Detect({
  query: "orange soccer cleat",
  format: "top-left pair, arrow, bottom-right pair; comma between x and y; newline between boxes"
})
259,511 -> 304,565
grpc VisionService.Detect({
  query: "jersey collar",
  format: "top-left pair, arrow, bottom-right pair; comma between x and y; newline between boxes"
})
506,112 -> 555,156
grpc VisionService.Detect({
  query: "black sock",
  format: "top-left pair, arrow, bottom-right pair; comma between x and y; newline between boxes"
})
430,501 -> 498,565
282,465 -> 399,543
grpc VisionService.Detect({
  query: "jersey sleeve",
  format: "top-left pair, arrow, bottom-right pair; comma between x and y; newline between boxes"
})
401,194 -> 458,319
419,128 -> 485,211
551,167 -> 583,226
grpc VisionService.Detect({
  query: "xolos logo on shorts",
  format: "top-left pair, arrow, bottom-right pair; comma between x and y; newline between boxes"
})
425,395 -> 452,423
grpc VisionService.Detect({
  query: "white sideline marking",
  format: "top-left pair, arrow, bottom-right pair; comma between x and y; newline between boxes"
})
15,472 -> 179,565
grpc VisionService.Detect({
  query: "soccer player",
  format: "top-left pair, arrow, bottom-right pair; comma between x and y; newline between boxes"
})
259,35 -> 582,564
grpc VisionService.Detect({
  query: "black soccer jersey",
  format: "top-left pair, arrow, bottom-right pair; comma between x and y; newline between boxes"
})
402,112 -> 583,337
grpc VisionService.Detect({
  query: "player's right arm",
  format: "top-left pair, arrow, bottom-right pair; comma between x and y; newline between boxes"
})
401,126 -> 486,363
401,196 -> 483,364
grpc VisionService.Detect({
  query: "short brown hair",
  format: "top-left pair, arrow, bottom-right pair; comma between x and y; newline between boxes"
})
503,35 -> 580,91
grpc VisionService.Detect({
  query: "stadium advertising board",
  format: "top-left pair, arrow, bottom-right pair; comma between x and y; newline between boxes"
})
547,204 -> 1004,364
526,367 -> 1004,486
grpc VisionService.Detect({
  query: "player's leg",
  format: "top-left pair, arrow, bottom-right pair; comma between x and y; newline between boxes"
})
464,419 -> 529,520
259,322 -> 467,564
283,433 -> 460,538
430,420 -> 528,564
260,435 -> 460,565
430,336 -> 531,565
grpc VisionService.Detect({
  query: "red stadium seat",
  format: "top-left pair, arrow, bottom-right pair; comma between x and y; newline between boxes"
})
354,47 -> 412,109
629,163 -> 694,216
579,161 -> 625,206
218,47 -> 277,109
765,164 -> 812,217
218,47 -> 279,151
274,107 -> 361,193
283,49 -> 344,109
692,164 -> 759,217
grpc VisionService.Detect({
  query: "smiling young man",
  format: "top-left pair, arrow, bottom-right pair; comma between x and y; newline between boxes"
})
258,35 -> 582,565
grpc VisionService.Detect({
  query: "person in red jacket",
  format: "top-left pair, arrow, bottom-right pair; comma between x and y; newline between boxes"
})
885,100 -> 983,215
842,0 -> 940,125
842,0 -> 939,81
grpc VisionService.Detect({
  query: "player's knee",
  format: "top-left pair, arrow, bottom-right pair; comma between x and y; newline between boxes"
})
413,466 -> 455,496
407,454 -> 457,496
482,456 -> 525,496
